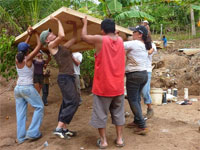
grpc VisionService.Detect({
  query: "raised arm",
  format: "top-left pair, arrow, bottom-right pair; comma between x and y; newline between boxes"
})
63,21 -> 77,48
48,16 -> 65,49
24,26 -> 33,43
81,16 -> 102,45
26,31 -> 41,61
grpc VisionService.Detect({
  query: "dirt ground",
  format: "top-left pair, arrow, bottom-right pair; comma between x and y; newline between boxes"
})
0,67 -> 200,150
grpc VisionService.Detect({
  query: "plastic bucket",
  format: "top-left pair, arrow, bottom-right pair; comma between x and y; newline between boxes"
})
150,88 -> 163,105
184,88 -> 188,100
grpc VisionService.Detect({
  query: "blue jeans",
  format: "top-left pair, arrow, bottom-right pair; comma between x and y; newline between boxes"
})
126,71 -> 147,128
141,72 -> 152,104
14,85 -> 44,143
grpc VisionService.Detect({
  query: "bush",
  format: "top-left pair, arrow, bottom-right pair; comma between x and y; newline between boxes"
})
0,29 -> 17,80
80,50 -> 95,87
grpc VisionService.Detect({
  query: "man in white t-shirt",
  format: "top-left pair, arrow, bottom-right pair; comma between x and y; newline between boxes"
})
72,52 -> 83,105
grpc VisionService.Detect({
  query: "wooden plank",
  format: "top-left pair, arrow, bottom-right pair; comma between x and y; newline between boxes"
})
178,48 -> 200,55
15,7 -> 132,52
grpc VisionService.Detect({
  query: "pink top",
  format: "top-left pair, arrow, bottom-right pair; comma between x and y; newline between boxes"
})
92,35 -> 125,97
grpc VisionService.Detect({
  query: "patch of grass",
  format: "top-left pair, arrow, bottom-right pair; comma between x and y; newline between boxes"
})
152,29 -> 200,41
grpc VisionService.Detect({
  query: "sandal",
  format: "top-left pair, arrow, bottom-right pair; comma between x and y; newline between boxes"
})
115,139 -> 125,147
96,138 -> 107,149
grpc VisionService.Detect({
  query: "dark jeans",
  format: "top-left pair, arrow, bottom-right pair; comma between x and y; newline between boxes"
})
42,84 -> 49,105
126,71 -> 148,128
57,74 -> 80,124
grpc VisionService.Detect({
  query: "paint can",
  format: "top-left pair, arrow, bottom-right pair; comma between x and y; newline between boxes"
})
150,88 -> 163,105
162,91 -> 167,104
184,88 -> 188,100
172,88 -> 178,97
167,89 -> 171,94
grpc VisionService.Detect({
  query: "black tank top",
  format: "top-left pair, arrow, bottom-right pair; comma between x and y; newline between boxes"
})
53,45 -> 74,75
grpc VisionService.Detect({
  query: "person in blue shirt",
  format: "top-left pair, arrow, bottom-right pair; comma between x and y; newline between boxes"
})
162,35 -> 167,48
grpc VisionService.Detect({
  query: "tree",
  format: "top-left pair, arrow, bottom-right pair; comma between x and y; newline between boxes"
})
190,6 -> 196,36
97,0 -> 154,27
191,4 -> 200,36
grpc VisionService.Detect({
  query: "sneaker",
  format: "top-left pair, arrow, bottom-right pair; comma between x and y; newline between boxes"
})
53,129 -> 66,139
63,129 -> 77,137
25,134 -> 42,141
145,108 -> 154,119
44,103 -> 48,106
144,117 -> 148,121
126,122 -> 139,128
133,127 -> 148,135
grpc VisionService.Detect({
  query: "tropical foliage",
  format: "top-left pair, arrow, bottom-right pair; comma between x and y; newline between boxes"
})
0,29 -> 17,80
81,50 -> 95,87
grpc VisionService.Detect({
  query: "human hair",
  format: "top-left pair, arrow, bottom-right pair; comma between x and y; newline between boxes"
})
101,19 -> 115,34
16,51 -> 26,63
142,34 -> 152,50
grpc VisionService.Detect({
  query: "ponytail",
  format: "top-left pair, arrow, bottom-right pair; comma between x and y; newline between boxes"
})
142,34 -> 152,50
16,51 -> 25,63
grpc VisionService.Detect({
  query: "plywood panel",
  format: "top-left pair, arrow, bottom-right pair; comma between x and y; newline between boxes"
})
15,7 -> 132,52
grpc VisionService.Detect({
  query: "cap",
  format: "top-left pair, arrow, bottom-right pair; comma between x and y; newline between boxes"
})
40,28 -> 51,45
129,25 -> 148,37
17,42 -> 30,52
143,20 -> 149,24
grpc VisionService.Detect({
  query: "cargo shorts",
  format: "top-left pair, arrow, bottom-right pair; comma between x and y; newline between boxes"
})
90,94 -> 125,128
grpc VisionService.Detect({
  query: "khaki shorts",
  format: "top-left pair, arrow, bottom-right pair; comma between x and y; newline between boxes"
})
90,94 -> 125,128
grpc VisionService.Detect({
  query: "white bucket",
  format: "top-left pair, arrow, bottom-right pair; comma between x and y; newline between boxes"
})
184,88 -> 188,100
167,89 -> 172,94
150,88 -> 163,105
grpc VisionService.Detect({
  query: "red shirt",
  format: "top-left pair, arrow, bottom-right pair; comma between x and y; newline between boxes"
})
92,35 -> 125,97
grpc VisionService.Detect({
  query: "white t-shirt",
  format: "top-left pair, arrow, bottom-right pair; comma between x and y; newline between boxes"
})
124,40 -> 148,73
147,43 -> 157,72
72,52 -> 83,75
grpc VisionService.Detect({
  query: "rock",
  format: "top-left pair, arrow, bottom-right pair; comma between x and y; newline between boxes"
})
152,61 -> 165,69
0,137 -> 15,147
125,112 -> 130,118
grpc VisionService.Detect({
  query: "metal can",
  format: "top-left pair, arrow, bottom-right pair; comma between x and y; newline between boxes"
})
162,91 -> 167,103
172,88 -> 178,97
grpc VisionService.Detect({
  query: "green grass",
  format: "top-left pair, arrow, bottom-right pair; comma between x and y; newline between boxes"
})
151,29 -> 200,41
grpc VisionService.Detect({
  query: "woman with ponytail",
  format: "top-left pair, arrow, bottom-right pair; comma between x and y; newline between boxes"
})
14,27 -> 44,144
123,25 -> 150,135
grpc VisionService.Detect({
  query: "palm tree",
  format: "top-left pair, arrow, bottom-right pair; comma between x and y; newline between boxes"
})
0,0 -> 73,34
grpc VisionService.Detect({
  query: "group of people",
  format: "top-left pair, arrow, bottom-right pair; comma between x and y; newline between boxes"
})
14,16 -> 157,149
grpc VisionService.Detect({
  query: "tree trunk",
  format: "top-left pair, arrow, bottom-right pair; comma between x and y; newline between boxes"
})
190,7 -> 196,36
